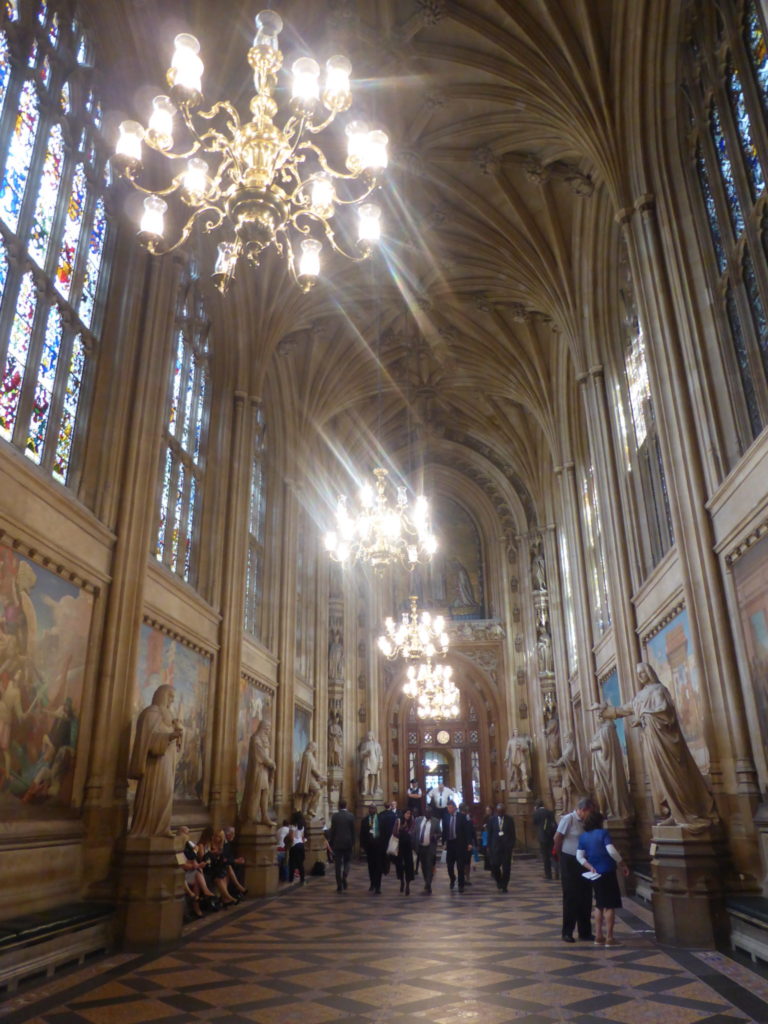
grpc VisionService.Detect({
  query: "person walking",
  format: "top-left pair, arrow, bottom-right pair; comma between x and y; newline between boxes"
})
393,807 -> 418,894
360,803 -> 384,894
577,809 -> 630,945
487,802 -> 516,892
532,800 -> 557,880
328,798 -> 356,893
414,806 -> 441,893
444,799 -> 473,892
288,811 -> 307,885
554,796 -> 595,942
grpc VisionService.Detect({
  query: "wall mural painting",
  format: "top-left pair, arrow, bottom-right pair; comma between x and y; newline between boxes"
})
600,669 -> 627,755
236,677 -> 271,805
0,545 -> 93,808
293,704 -> 312,791
731,533 -> 768,760
135,624 -> 210,800
646,608 -> 708,772
399,496 -> 485,620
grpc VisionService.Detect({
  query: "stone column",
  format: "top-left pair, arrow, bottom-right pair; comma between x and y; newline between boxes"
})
116,835 -> 183,951
650,825 -> 729,947
273,481 -> 299,818
238,823 -> 278,897
82,254 -> 178,903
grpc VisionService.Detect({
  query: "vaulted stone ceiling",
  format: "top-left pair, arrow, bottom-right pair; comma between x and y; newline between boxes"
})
95,0 -> 665,527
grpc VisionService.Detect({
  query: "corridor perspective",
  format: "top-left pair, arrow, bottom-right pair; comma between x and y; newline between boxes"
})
4,860 -> 768,1024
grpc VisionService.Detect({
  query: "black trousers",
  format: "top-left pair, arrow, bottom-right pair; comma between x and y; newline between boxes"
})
540,839 -> 554,879
289,843 -> 305,883
365,845 -> 384,890
334,847 -> 351,888
445,839 -> 466,888
560,851 -> 592,938
418,845 -> 436,889
491,852 -> 512,890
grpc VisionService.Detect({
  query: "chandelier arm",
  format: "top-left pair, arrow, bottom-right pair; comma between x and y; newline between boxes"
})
297,141 -> 363,182
319,220 -> 372,262
124,167 -> 189,198
145,204 -> 226,255
182,99 -> 242,133
326,180 -> 380,207
303,110 -> 338,135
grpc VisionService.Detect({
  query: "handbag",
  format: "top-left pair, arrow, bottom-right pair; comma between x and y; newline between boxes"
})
386,834 -> 400,857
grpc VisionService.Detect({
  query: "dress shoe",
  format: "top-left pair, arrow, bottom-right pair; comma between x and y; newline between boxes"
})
450,879 -> 456,890
458,885 -> 465,893
369,885 -> 375,892
502,886 -> 508,892
562,935 -> 575,943
342,876 -> 348,890
374,888 -> 381,894
336,886 -> 343,893
400,879 -> 405,893
405,883 -> 410,895
580,934 -> 596,942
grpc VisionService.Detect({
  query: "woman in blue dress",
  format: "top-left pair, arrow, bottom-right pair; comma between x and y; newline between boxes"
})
576,810 -> 630,945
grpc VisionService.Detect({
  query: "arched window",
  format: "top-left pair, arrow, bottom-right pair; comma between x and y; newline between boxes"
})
0,1 -> 110,484
155,261 -> 210,585
683,0 -> 768,452
244,405 -> 267,639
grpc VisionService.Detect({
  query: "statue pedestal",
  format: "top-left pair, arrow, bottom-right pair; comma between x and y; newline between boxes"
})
239,824 -> 278,897
117,836 -> 183,951
507,793 -> 535,851
650,824 -> 729,947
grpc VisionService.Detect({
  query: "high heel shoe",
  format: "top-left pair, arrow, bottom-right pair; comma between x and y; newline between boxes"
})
191,897 -> 203,918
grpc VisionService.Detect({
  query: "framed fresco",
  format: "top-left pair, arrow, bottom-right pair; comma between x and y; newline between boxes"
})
135,623 -> 211,801
293,703 -> 312,791
236,676 -> 272,805
600,668 -> 627,755
731,533 -> 768,764
645,608 -> 708,772
0,544 -> 94,810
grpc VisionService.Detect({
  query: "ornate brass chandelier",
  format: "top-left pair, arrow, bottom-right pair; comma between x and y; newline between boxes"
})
378,595 -> 448,660
324,468 -> 437,573
403,661 -> 460,720
112,10 -> 388,293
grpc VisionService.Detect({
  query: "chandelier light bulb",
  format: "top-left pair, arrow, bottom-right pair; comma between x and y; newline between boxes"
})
115,120 -> 144,168
182,157 -> 209,203
358,203 -> 381,246
147,95 -> 175,151
291,57 -> 320,110
345,120 -> 370,172
323,55 -> 352,111
310,176 -> 335,218
363,129 -> 389,171
140,195 -> 167,240
298,237 -> 322,289
169,34 -> 203,98
253,9 -> 283,50
212,241 -> 239,290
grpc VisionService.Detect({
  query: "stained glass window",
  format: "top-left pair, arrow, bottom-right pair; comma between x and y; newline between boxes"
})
155,264 -> 211,587
0,2 -> 111,484
684,2 -> 768,457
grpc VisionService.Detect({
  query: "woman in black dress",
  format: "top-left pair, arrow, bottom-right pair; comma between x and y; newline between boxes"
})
394,807 -> 418,895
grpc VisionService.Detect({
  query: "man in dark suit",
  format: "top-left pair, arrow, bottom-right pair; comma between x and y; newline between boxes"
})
414,806 -> 442,893
443,799 -> 473,892
487,802 -> 516,892
377,799 -> 399,877
359,803 -> 384,893
328,799 -> 356,893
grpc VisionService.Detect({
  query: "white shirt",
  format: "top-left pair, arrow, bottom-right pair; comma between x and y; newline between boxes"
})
556,811 -> 584,856
276,825 -> 289,849
419,819 -> 433,845
428,786 -> 453,808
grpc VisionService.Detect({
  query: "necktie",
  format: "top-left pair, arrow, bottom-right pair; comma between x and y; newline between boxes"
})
450,814 -> 456,839
372,816 -> 378,838
420,819 -> 427,842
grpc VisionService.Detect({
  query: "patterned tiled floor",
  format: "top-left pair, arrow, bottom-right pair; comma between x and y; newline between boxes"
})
3,857 -> 768,1023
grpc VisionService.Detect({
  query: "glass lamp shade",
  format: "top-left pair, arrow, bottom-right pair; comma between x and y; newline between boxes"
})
310,176 -> 335,217
358,203 -> 381,245
323,55 -> 352,111
115,120 -> 144,166
254,9 -> 283,49
298,237 -> 322,280
170,33 -> 203,96
182,157 -> 209,203
292,57 -> 320,106
362,129 -> 389,171
345,120 -> 369,172
147,95 -> 175,150
140,195 -> 167,238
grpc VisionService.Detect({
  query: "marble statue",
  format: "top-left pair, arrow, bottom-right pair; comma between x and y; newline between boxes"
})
550,732 -> 587,812
504,729 -> 531,792
589,717 -> 632,820
328,712 -> 343,769
240,718 -> 276,826
358,730 -> 383,797
544,715 -> 561,762
594,662 -> 717,828
328,629 -> 344,680
536,623 -> 554,674
296,740 -> 326,819
128,684 -> 183,838
531,538 -> 547,591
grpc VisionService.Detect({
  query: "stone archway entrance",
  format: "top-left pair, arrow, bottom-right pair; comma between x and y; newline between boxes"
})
394,683 -> 493,817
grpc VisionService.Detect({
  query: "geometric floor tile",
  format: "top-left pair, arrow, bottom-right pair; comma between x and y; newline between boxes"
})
3,857 -> 768,1024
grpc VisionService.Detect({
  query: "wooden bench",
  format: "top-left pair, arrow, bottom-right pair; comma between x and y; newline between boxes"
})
727,895 -> 768,965
0,901 -> 115,993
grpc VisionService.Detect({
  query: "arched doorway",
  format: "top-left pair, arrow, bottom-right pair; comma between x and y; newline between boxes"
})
389,666 -> 498,817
